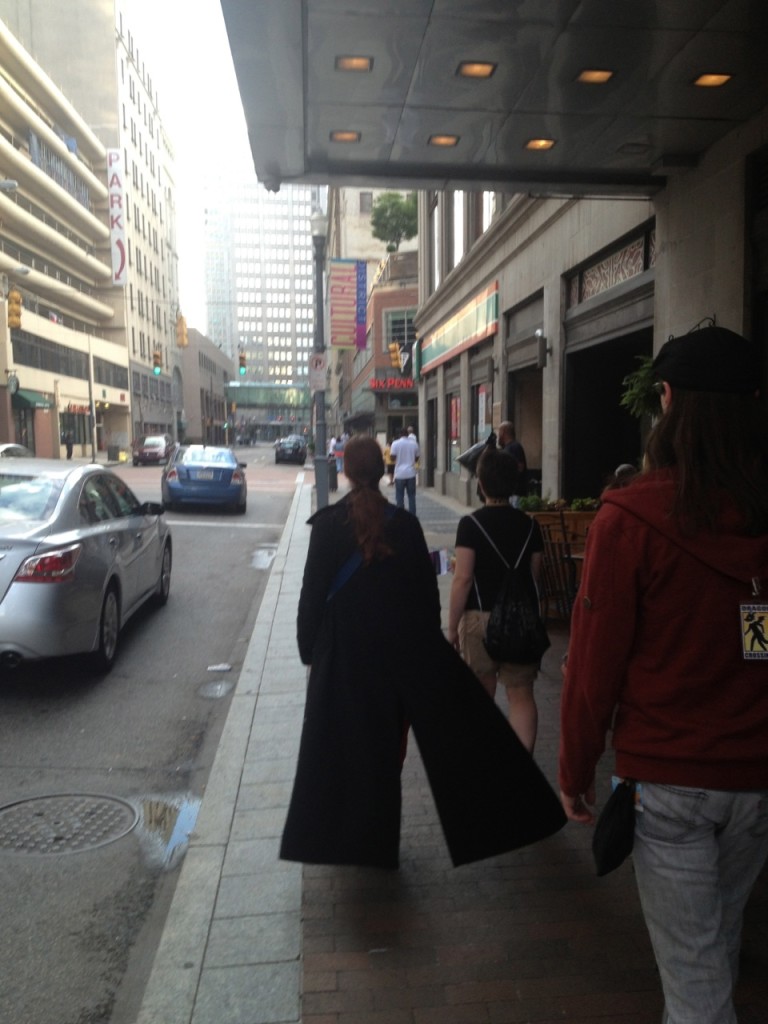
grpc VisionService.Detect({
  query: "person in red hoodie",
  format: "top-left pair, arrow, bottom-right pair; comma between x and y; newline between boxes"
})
559,324 -> 768,1024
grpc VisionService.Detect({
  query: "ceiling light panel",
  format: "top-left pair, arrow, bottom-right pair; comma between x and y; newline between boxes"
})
457,61 -> 497,79
335,56 -> 374,72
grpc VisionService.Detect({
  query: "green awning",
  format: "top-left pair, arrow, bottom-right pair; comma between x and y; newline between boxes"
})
12,389 -> 53,410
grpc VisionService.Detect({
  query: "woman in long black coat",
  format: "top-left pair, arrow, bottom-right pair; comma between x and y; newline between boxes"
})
280,436 -> 564,870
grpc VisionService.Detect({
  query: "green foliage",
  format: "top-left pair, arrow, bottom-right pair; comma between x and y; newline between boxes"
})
518,494 -> 599,512
370,192 -> 418,251
518,495 -> 546,512
620,355 -> 660,419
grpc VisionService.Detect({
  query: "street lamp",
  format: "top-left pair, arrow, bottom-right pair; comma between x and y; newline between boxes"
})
310,209 -> 329,509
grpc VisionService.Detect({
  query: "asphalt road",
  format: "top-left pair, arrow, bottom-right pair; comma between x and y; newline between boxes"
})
0,445 -> 303,1024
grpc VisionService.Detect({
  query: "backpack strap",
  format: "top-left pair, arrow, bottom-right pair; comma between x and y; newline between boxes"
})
469,514 -> 535,611
470,513 -> 534,570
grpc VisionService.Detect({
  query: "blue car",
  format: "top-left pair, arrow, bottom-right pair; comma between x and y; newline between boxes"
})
161,445 -> 247,514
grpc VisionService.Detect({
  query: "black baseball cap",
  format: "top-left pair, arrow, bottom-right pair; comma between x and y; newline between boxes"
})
651,325 -> 758,393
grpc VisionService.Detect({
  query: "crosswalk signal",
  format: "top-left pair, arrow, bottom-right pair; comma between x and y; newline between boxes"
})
152,349 -> 162,375
175,313 -> 188,348
388,342 -> 401,368
7,288 -> 22,330
238,352 -> 246,376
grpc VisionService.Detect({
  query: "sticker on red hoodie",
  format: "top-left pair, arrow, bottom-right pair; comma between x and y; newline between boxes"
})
741,605 -> 768,659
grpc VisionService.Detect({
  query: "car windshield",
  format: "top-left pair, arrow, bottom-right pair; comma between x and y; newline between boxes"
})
144,437 -> 165,448
0,474 -> 64,523
178,447 -> 236,465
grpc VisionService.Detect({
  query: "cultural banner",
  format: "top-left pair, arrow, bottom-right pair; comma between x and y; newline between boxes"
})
329,259 -> 367,349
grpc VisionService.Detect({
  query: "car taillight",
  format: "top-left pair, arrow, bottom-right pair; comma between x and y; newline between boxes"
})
14,543 -> 82,583
166,468 -> 179,481
232,470 -> 244,483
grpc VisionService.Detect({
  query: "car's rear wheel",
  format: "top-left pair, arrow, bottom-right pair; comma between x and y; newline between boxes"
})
154,542 -> 172,605
92,584 -> 120,673
235,500 -> 247,515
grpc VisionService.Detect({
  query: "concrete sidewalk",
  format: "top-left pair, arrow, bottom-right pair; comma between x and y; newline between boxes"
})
135,477 -> 768,1024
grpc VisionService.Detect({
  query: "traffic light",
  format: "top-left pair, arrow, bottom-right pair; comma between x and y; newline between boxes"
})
152,349 -> 162,375
7,288 -> 22,330
175,313 -> 188,348
238,352 -> 246,375
388,342 -> 401,368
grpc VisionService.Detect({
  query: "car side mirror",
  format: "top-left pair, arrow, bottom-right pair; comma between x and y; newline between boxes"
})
141,501 -> 165,516
238,462 -> 247,469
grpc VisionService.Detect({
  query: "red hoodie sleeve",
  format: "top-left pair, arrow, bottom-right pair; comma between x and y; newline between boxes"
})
558,505 -> 641,796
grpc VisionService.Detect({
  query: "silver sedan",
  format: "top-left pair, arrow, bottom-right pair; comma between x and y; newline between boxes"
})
0,460 -> 172,672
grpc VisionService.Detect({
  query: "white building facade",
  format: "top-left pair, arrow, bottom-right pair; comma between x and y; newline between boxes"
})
203,177 -> 321,385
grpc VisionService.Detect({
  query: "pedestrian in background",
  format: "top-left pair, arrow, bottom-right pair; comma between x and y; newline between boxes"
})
497,420 -> 528,503
559,325 -> 768,1024
390,426 -> 420,514
448,441 -> 544,751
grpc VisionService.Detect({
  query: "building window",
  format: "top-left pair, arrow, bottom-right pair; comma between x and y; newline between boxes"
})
566,225 -> 655,308
448,394 -> 461,473
359,191 -> 373,214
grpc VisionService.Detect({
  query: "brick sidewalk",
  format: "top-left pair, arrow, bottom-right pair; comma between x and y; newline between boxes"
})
298,627 -> 768,1024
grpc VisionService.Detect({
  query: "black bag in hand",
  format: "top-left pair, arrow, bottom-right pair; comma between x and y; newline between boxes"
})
592,779 -> 636,876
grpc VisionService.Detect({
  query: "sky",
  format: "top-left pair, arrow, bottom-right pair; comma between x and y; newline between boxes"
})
126,0 -> 254,331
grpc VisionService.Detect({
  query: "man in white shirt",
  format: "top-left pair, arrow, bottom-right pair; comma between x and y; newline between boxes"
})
390,427 -> 420,514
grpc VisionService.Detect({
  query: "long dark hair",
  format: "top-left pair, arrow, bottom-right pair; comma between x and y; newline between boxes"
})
343,435 -> 394,563
644,389 -> 768,535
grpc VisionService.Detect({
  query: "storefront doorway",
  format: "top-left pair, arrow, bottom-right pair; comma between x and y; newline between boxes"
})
563,327 -> 652,500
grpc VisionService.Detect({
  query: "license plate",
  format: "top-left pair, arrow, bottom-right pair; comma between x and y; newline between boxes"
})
195,470 -> 214,480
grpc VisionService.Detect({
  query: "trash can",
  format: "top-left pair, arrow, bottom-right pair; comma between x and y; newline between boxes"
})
327,454 -> 338,492
107,444 -> 120,462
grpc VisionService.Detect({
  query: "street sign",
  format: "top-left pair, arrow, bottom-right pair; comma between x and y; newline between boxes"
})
309,352 -> 327,393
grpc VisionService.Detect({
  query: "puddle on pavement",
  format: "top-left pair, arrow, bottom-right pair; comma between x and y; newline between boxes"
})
251,545 -> 277,569
198,679 -> 234,699
133,793 -> 202,871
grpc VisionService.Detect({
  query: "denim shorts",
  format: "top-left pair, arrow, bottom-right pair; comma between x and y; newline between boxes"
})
459,610 -> 538,687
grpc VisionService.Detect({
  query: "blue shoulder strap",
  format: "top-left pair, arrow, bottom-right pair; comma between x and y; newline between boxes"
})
326,503 -> 396,600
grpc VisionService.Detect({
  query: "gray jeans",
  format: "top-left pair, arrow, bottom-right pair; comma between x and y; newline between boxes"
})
632,782 -> 768,1024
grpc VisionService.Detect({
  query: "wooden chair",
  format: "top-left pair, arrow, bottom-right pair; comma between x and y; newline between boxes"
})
538,515 -> 578,622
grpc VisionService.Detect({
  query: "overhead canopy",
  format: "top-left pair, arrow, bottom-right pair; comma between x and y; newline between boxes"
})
220,0 -> 768,198
12,388 -> 53,410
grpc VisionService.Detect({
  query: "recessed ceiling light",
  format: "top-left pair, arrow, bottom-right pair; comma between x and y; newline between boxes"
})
334,56 -> 374,73
428,134 -> 460,147
457,61 -> 497,79
525,138 -> 556,151
693,72 -> 732,87
330,130 -> 361,143
577,69 -> 614,84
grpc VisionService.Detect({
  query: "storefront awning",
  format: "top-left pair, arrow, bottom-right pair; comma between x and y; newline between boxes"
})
12,389 -> 53,410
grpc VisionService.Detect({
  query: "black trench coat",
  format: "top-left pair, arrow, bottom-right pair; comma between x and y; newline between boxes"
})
280,497 -> 565,869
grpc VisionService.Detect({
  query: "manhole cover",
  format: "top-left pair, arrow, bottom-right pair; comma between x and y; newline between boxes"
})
0,794 -> 138,855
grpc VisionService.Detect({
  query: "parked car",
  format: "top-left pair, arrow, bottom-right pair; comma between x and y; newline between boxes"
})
274,434 -> 307,465
133,434 -> 173,466
161,445 -> 247,514
0,460 -> 171,671
0,443 -> 34,458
